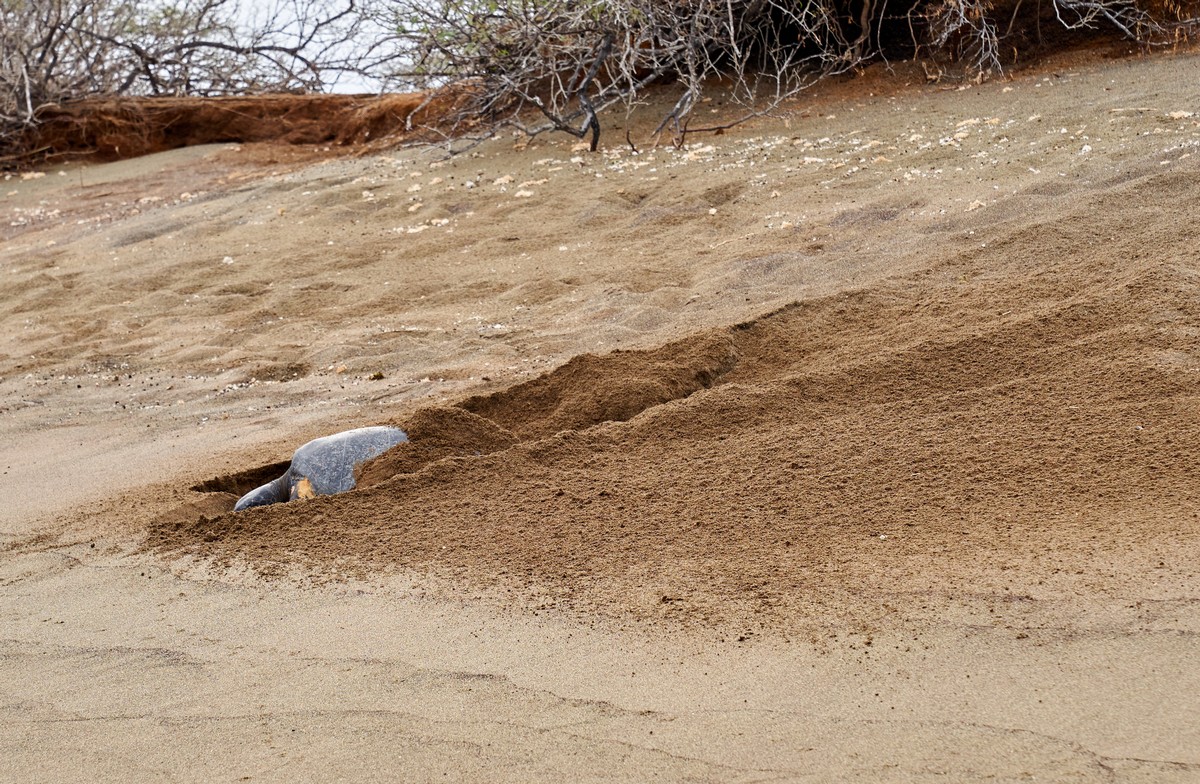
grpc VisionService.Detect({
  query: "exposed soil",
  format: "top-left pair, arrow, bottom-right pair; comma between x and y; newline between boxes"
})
17,91 -> 461,163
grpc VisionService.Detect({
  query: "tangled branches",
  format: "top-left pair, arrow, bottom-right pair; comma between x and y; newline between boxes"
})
4,0 -> 1198,162
384,1 -> 874,149
1,0 -> 397,161
384,0 -> 1199,148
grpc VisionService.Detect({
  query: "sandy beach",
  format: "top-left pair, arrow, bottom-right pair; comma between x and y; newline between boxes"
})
3,49 -> 1200,781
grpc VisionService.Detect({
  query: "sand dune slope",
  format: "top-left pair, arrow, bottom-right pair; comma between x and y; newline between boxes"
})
3,51 -> 1200,782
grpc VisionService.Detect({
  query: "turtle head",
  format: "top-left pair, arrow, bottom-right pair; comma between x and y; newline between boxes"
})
289,477 -> 317,501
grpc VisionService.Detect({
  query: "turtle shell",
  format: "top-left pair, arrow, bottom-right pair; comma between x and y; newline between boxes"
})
234,426 -> 408,511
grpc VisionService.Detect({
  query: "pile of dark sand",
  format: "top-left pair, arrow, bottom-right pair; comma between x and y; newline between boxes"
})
148,162 -> 1200,636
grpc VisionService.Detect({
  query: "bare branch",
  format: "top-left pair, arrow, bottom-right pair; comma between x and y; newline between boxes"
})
5,0 -> 1199,164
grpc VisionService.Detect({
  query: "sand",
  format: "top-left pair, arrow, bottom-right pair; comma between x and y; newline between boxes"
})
3,49 -> 1200,781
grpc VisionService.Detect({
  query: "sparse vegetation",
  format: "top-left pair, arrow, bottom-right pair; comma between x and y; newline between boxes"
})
1,0 -> 396,161
2,0 -> 1197,162
384,0 -> 1199,149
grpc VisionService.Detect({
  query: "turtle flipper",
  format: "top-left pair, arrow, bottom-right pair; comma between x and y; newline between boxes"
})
233,473 -> 292,511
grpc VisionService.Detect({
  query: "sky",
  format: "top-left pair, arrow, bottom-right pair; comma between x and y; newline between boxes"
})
235,0 -> 407,94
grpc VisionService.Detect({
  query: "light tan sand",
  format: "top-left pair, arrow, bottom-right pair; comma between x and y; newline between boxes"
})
3,50 -> 1200,781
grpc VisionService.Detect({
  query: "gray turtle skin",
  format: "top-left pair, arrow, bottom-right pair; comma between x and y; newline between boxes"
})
233,426 -> 408,511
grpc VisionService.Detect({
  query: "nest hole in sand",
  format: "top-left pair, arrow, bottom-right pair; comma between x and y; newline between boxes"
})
170,331 -> 743,529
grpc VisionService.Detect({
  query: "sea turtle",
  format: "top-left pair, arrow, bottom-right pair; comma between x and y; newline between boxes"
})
233,426 -> 408,511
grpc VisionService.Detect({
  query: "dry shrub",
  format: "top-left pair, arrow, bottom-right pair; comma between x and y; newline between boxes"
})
4,0 -> 1199,164
385,0 -> 1200,149
1,0 -> 401,165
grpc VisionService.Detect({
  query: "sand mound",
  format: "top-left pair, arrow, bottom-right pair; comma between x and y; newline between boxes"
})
147,158 -> 1200,633
358,406 -> 519,487
456,333 -> 740,439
